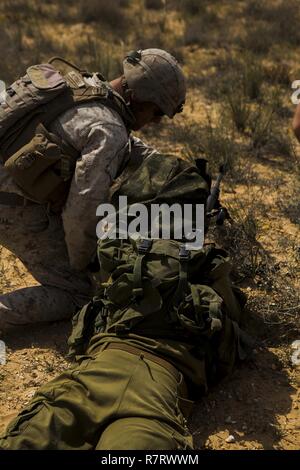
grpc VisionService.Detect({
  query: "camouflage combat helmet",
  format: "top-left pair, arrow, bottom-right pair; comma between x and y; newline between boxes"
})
123,48 -> 186,118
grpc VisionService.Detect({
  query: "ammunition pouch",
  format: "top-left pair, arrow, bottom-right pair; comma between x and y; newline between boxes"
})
4,123 -> 79,212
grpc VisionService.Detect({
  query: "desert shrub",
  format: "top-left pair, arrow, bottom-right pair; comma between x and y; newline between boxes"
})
184,11 -> 220,46
223,212 -> 261,279
263,63 -> 291,87
169,122 -> 203,155
178,0 -> 204,16
244,0 -> 300,48
244,0 -> 265,18
79,0 -> 128,30
268,132 -> 294,158
248,107 -> 275,150
241,57 -> 264,100
171,119 -> 239,174
76,36 -> 122,79
198,124 -> 239,174
145,0 -> 164,10
223,91 -> 251,133
263,87 -> 293,119
247,105 -> 293,157
202,53 -> 265,103
239,22 -> 274,54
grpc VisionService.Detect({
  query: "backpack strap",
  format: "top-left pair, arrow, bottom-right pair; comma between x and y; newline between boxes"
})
52,62 -> 136,132
170,245 -> 191,320
132,239 -> 153,299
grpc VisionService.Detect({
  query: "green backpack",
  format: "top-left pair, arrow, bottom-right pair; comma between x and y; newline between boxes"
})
68,153 -> 251,381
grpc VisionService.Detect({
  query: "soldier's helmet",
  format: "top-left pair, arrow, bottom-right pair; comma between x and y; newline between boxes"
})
123,48 -> 186,118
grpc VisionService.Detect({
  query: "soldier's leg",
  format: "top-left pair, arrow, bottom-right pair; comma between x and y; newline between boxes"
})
0,349 -> 146,450
95,349 -> 194,450
0,346 -> 194,450
96,416 -> 192,450
0,286 -> 80,328
0,356 -> 104,450
0,203 -> 93,329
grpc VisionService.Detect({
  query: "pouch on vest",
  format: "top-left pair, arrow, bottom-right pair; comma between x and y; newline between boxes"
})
0,64 -> 68,144
67,294 -> 105,360
4,123 -> 78,210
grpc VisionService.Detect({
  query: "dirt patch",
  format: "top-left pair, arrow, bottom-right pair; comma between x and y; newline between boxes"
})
190,348 -> 300,450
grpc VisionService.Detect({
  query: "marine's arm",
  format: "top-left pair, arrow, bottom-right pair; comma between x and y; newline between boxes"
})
55,105 -> 128,271
129,136 -> 159,164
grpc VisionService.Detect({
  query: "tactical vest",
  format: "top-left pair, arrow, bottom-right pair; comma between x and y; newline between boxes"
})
0,57 -> 135,211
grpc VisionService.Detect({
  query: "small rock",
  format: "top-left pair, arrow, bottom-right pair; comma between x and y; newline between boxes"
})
24,390 -> 36,400
242,424 -> 247,431
271,364 -> 277,370
225,416 -> 232,424
226,435 -> 235,443
291,341 -> 300,366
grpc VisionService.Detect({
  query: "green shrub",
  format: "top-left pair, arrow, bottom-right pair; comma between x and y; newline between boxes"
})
184,11 -> 219,46
76,35 -> 122,79
239,22 -> 274,54
241,56 -> 264,100
248,106 -> 293,157
224,91 -> 250,133
244,0 -> 300,48
248,107 -> 274,150
79,0 -> 128,30
145,0 -> 164,10
171,119 -> 239,174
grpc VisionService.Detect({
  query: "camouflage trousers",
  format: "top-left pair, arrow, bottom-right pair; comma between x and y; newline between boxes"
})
0,345 -> 194,450
0,203 -> 93,330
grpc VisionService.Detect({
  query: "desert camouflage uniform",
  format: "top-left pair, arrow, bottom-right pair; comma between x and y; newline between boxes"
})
0,83 -> 155,330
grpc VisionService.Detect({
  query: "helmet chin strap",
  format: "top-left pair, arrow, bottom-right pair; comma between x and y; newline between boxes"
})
121,77 -> 133,106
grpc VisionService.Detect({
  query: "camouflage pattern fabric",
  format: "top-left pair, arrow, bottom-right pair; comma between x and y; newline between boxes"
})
0,203 -> 93,329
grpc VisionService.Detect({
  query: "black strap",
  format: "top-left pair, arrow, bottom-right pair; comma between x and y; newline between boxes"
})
0,191 -> 37,207
171,245 -> 191,313
132,239 -> 152,299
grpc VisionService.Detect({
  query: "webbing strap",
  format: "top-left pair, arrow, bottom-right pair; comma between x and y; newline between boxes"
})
0,106 -> 7,118
171,245 -> 191,315
132,239 -> 152,299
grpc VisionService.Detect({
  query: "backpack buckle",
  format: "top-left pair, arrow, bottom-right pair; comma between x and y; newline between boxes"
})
137,239 -> 152,254
179,245 -> 190,260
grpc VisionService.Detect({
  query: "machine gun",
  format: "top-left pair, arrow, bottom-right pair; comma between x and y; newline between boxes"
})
206,164 -> 230,226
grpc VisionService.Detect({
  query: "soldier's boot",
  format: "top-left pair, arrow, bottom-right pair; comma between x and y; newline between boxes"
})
0,285 -> 86,331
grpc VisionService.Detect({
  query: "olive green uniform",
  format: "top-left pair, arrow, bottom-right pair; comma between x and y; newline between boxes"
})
0,340 -> 193,450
